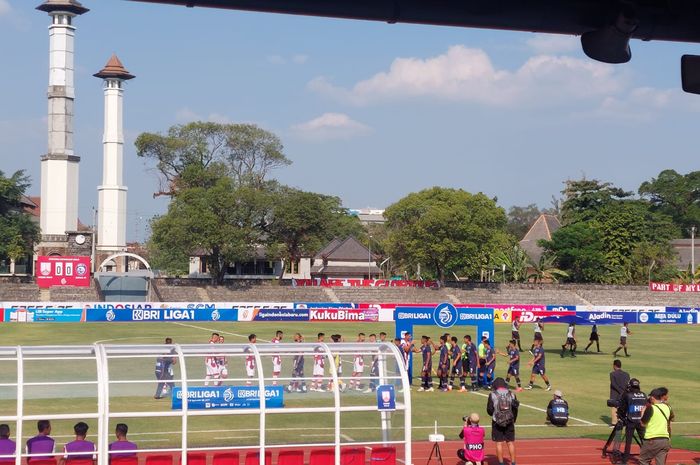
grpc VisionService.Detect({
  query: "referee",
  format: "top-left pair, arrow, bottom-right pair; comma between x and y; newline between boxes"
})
639,387 -> 674,465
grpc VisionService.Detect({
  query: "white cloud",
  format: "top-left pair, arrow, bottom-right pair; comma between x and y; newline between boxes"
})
292,54 -> 309,64
267,55 -> 286,65
0,0 -> 11,16
526,34 -> 579,54
267,54 -> 309,65
308,45 -> 626,107
174,108 -> 233,124
291,112 -> 371,141
579,87 -> 700,122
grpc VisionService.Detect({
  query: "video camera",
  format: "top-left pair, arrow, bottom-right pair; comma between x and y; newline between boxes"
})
607,399 -> 620,408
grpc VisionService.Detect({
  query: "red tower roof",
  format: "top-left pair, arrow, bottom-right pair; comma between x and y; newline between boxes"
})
93,55 -> 135,80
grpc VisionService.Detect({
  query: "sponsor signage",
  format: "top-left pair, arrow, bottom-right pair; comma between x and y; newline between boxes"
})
294,302 -> 355,309
649,282 -> 700,293
376,385 -> 396,411
36,256 -> 91,288
512,309 -> 576,322
292,278 -> 439,288
546,305 -> 577,311
4,307 -> 87,323
577,311 -> 638,323
87,308 -> 237,322
494,310 -> 512,323
171,386 -> 283,410
250,308 -> 309,321
308,308 -> 379,322
638,311 -> 697,324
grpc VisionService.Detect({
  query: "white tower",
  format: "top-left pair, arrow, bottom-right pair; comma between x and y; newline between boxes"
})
37,0 -> 89,237
94,55 -> 134,254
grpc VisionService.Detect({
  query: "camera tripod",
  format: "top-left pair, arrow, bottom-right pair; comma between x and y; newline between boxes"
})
602,419 -> 643,463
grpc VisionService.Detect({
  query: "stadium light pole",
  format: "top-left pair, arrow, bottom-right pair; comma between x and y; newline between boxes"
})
692,226 -> 696,283
368,235 -> 372,280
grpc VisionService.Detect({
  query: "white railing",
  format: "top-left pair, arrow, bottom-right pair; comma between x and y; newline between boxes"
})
0,343 -> 411,465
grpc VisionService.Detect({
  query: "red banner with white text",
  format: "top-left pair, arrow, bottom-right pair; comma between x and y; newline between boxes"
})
36,256 -> 91,288
649,282 -> 700,293
292,278 -> 439,288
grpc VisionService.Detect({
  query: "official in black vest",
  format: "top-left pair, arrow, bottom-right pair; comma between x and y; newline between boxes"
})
154,337 -> 177,399
546,390 -> 569,426
617,378 -> 647,465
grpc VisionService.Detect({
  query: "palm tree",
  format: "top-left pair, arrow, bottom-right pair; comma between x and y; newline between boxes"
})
528,254 -> 569,283
675,264 -> 700,284
493,245 -> 531,283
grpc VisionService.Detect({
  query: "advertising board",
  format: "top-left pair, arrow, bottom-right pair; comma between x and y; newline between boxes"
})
171,386 -> 284,409
308,308 -> 379,322
86,308 -> 237,322
36,256 -> 91,288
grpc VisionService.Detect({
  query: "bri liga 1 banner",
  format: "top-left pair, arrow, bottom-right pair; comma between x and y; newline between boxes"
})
171,386 -> 284,409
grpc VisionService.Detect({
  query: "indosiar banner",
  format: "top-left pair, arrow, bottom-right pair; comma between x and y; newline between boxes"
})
171,386 -> 284,409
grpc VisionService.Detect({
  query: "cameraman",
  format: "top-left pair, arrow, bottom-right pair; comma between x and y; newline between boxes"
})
617,378 -> 647,465
609,359 -> 630,425
457,413 -> 485,465
639,387 -> 674,465
546,390 -> 569,427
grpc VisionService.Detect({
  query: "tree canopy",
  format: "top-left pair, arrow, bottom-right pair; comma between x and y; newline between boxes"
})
638,169 -> 700,237
384,187 -> 511,281
0,170 -> 40,262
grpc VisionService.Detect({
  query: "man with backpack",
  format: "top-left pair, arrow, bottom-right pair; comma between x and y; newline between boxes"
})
486,377 -> 519,465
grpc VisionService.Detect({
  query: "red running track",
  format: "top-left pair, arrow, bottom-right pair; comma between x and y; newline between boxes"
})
413,438 -> 699,465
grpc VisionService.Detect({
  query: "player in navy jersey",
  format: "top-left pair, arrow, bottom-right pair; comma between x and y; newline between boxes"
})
499,339 -> 522,391
483,339 -> 496,389
437,335 -> 450,391
464,335 -> 479,391
449,336 -> 466,391
525,339 -> 551,391
417,336 -> 435,392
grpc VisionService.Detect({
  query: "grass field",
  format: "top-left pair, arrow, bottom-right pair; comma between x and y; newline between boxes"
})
0,321 -> 698,452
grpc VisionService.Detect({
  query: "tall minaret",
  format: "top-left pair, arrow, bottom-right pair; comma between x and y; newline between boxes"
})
94,55 -> 134,255
36,0 -> 89,237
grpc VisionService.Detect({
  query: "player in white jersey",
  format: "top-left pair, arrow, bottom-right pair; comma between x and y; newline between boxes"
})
311,333 -> 326,391
204,333 -> 221,386
216,336 -> 228,384
350,333 -> 366,391
245,334 -> 257,385
613,322 -> 632,357
560,323 -> 577,358
271,330 -> 283,385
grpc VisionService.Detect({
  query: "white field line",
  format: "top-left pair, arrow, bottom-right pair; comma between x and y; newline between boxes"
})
468,390 -> 597,426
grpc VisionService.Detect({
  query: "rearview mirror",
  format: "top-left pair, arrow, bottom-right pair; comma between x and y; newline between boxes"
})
681,55 -> 700,94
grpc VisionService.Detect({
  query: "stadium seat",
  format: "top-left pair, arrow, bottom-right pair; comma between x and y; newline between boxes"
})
276,450 -> 303,465
369,447 -> 395,465
66,460 -> 94,465
111,457 -> 139,465
309,449 -> 335,465
244,451 -> 272,465
212,452 -> 239,465
28,459 -> 57,465
146,454 -> 174,465
182,453 -> 207,465
340,448 -> 365,465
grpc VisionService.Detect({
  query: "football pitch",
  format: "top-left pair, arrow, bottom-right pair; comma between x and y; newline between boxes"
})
1,321 -> 698,451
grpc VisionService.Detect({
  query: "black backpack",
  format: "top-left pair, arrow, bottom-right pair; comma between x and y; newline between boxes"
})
491,389 -> 515,427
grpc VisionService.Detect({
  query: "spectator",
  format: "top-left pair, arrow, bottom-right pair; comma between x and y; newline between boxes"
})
639,387 -> 674,465
0,424 -> 16,463
546,390 -> 569,426
62,422 -> 95,464
486,377 -> 519,465
108,424 -> 137,462
609,359 -> 630,426
26,420 -> 54,462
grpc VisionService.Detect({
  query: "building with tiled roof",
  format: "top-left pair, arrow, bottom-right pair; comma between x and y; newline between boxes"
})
310,236 -> 381,279
519,214 -> 561,263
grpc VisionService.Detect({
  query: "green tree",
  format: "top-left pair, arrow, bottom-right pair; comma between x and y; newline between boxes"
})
384,187 -> 510,281
506,204 -> 541,239
266,188 -> 364,273
540,221 -> 606,282
135,121 -> 290,195
528,254 -> 569,283
638,169 -> 700,236
149,174 -> 268,283
492,244 -> 531,282
0,170 -> 40,264
560,178 -> 632,225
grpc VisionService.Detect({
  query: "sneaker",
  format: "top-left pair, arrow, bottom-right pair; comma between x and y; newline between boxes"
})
560,353 -> 564,358
440,388 -> 448,392
528,350 -> 533,355
524,385 -> 533,390
427,387 -> 435,392
546,385 -> 552,391
460,386 -> 467,392
417,387 -> 425,392
571,354 -> 577,357
363,388 -> 373,393
447,385 -> 453,391
515,387 -> 523,392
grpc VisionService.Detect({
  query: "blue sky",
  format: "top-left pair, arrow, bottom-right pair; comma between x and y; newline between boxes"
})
2,0 -> 700,241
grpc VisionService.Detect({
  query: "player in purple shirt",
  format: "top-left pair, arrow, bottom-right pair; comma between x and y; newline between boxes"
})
108,424 -> 137,462
0,424 -> 16,463
62,422 -> 95,463
483,340 -> 496,389
525,339 -> 552,391
25,420 -> 55,462
464,335 -> 479,391
417,336 -> 435,392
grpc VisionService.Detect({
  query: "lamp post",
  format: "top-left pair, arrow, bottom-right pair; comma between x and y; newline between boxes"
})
648,260 -> 656,286
368,235 -> 372,280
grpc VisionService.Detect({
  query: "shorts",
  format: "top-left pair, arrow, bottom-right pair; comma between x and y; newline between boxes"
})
451,364 -> 462,376
486,365 -> 495,377
438,364 -> 450,376
589,333 -> 599,341
292,367 -> 304,377
566,337 -> 576,345
534,333 -> 543,341
507,366 -> 519,376
619,336 -> 627,345
469,359 -> 478,375
532,365 -> 545,375
219,366 -> 228,377
206,363 -> 219,376
313,365 -> 325,377
422,362 -> 433,374
353,360 -> 365,373
512,331 -> 520,340
491,422 -> 515,442
272,361 -> 282,374
246,364 -> 256,377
